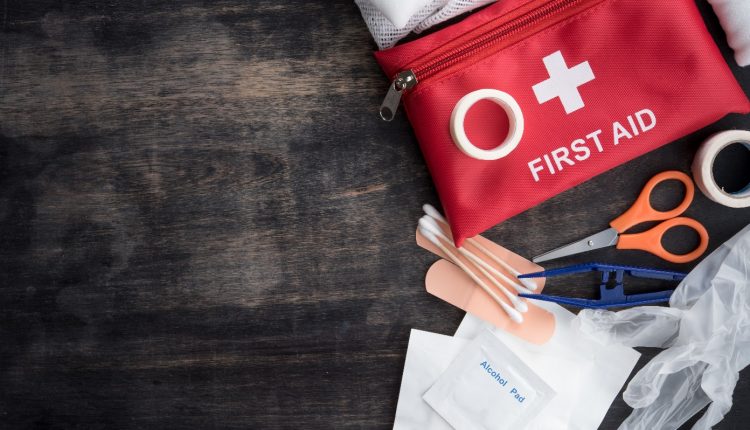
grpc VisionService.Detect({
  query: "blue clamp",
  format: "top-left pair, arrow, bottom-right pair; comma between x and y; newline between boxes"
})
518,262 -> 687,309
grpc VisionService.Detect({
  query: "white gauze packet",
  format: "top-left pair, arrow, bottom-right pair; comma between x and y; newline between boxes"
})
393,329 -> 469,430
423,329 -> 555,430
456,301 -> 641,430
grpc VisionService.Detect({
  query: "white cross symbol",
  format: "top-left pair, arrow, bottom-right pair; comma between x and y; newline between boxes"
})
532,51 -> 595,114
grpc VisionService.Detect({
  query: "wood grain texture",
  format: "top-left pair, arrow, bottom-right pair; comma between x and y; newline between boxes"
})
1,0 -> 749,428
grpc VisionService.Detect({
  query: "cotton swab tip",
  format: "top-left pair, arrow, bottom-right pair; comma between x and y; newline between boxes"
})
419,217 -> 443,237
520,277 -> 538,291
418,226 -> 440,246
421,215 -> 445,234
422,204 -> 447,223
505,292 -> 528,313
515,298 -> 529,313
508,308 -> 524,324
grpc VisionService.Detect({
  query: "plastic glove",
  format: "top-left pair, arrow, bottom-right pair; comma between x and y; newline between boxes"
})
574,224 -> 750,430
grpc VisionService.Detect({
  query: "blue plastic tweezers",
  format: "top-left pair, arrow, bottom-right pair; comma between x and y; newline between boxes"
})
517,263 -> 687,309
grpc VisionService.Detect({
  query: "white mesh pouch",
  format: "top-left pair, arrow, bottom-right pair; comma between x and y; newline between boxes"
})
355,0 -> 498,50
414,0 -> 497,33
369,0 -> 433,29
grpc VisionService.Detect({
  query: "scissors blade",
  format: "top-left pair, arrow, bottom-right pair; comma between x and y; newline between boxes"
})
533,228 -> 619,263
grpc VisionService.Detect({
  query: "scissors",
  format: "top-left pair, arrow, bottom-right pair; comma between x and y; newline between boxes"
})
533,171 -> 709,264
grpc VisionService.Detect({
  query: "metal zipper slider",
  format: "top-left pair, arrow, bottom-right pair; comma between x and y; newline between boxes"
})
380,70 -> 417,121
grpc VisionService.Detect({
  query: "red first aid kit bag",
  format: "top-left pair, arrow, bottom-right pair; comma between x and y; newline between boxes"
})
374,0 -> 750,246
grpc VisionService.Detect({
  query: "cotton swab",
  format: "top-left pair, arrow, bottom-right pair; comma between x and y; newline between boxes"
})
420,209 -> 534,294
420,217 -> 530,312
422,203 -> 538,291
465,239 -> 539,291
422,203 -> 449,224
419,226 -> 524,324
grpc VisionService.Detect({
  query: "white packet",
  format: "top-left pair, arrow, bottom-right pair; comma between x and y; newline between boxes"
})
455,300 -> 641,430
423,329 -> 555,430
393,329 -> 468,430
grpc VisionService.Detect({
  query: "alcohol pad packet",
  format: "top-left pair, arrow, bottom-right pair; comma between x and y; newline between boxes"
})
423,329 -> 555,430
393,329 -> 469,430
455,300 -> 640,430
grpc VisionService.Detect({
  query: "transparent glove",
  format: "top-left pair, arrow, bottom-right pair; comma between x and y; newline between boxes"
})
574,224 -> 750,430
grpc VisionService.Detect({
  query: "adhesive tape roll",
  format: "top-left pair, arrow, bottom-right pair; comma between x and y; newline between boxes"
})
450,89 -> 524,161
692,130 -> 750,208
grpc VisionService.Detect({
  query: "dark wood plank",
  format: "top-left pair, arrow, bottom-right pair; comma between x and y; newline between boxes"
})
0,0 -> 749,429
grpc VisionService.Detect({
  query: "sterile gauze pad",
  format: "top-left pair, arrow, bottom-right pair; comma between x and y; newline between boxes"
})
423,329 -> 555,430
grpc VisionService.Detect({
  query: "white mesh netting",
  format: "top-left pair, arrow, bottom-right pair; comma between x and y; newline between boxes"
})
707,0 -> 750,66
355,0 -> 498,50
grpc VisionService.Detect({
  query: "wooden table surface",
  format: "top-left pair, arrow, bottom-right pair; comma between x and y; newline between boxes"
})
2,1 -> 750,428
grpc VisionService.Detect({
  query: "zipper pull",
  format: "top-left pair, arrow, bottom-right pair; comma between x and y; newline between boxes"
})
380,70 -> 417,121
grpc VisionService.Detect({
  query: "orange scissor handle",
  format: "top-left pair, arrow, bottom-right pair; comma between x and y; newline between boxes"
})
610,171 -> 695,233
617,217 -> 709,263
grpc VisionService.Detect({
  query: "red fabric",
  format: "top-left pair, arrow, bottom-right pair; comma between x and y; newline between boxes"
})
375,0 -> 750,246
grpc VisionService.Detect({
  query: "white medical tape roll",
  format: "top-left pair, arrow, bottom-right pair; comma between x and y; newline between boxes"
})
450,89 -> 524,161
692,130 -> 750,208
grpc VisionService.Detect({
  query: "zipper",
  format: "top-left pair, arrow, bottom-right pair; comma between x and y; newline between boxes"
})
379,0 -> 599,121
380,70 -> 418,121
